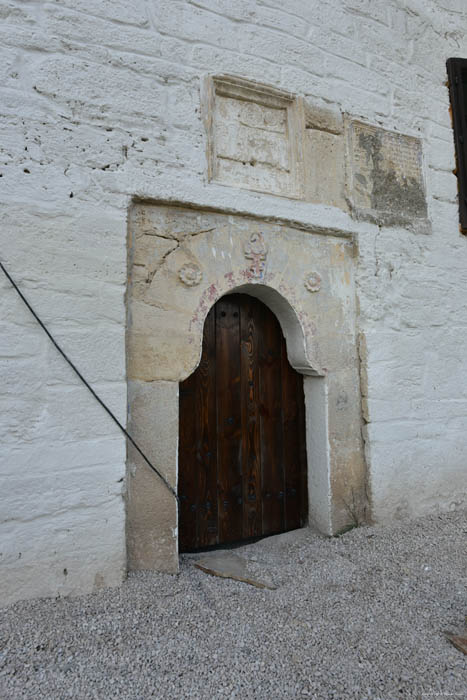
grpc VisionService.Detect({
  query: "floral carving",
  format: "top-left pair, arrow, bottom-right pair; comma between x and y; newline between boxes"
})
304,271 -> 321,293
179,262 -> 203,287
244,232 -> 267,279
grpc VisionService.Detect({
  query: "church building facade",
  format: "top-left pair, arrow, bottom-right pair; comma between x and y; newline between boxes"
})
1,0 -> 467,604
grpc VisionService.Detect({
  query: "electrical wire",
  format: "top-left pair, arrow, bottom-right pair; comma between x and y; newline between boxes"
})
0,259 -> 179,505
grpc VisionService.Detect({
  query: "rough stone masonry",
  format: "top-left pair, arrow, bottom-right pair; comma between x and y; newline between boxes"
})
1,0 -> 467,604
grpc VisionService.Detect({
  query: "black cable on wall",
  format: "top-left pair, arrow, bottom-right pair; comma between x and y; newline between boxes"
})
0,259 -> 179,505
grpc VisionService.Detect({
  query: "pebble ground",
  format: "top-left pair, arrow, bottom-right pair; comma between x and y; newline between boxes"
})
1,509 -> 466,699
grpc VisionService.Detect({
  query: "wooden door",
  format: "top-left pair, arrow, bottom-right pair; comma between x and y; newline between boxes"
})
179,293 -> 307,552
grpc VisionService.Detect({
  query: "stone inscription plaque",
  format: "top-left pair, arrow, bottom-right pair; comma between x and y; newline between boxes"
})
348,120 -> 427,222
214,95 -> 291,193
205,76 -> 303,199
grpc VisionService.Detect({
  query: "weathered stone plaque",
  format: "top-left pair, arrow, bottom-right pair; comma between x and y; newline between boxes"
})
347,120 -> 427,223
203,76 -> 304,199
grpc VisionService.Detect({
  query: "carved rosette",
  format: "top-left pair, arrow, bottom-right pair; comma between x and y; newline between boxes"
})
244,232 -> 268,279
178,262 -> 203,287
304,272 -> 321,293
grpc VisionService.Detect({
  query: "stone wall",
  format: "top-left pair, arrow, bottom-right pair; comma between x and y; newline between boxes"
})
1,0 -> 467,604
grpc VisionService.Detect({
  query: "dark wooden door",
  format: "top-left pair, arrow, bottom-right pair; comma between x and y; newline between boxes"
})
179,293 -> 307,552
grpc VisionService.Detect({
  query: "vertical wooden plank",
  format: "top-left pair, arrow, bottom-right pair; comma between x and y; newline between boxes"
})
296,373 -> 308,527
178,369 -> 198,551
258,301 -> 285,535
216,295 -> 243,543
179,306 -> 218,551
240,296 -> 262,538
281,342 -> 304,531
196,307 -> 218,548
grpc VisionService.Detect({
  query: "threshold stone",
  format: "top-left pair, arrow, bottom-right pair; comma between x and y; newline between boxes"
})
194,552 -> 277,590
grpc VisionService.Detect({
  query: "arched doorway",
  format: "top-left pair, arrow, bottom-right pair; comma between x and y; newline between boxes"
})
179,293 -> 308,551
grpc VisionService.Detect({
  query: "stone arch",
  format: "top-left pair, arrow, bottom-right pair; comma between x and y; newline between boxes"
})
183,281 -> 322,382
226,282 -> 318,374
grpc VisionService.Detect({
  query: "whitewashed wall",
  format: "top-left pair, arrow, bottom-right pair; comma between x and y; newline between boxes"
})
1,0 -> 466,604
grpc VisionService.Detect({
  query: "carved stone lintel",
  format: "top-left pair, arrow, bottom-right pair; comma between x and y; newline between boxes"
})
244,232 -> 267,279
179,262 -> 203,287
304,272 -> 321,293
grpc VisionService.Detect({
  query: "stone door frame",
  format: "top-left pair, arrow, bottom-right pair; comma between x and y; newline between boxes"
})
126,202 -> 368,573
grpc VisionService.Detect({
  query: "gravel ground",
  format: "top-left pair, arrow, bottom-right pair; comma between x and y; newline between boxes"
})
1,510 -> 466,700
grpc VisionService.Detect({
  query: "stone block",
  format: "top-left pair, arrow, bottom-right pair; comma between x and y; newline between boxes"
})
43,6 -> 157,57
0,502 -> 125,604
148,1 -> 242,50
45,326 -> 125,384
304,129 -> 347,211
127,301 -> 198,381
191,45 -> 279,86
303,101 -> 344,135
347,119 -> 428,225
34,56 -> 167,120
203,75 -> 304,199
0,437 -> 125,479
54,0 -> 149,26
127,380 -> 178,573
0,463 -> 123,523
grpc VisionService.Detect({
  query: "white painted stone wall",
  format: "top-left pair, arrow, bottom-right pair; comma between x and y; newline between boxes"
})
1,0 -> 466,604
